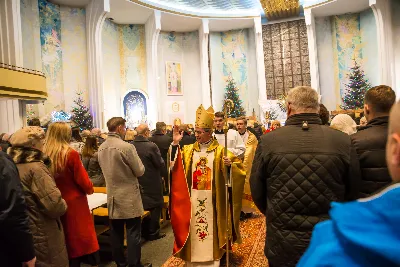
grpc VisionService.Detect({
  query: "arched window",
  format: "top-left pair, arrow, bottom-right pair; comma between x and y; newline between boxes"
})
123,90 -> 147,129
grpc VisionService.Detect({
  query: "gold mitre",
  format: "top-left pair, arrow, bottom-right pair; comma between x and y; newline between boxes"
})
195,105 -> 214,129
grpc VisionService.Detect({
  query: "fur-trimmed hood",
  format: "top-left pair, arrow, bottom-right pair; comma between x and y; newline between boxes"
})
7,147 -> 51,167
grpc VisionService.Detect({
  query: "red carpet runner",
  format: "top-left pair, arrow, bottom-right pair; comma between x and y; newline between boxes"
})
162,213 -> 268,267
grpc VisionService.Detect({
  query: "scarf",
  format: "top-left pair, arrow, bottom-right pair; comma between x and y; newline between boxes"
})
8,147 -> 51,167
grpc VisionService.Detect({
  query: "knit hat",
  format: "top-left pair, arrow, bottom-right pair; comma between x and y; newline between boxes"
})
10,126 -> 45,148
330,114 -> 357,135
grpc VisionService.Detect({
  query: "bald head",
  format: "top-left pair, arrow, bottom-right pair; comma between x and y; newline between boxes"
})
136,124 -> 149,136
386,101 -> 400,182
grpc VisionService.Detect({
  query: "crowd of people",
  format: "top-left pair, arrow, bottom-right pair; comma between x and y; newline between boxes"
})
0,85 -> 399,267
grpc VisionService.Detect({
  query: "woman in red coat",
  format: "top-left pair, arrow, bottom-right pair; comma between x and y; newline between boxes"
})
44,122 -> 100,267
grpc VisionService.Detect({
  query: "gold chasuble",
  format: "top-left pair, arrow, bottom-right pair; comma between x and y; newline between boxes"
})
169,104 -> 246,266
175,140 -> 246,263
241,131 -> 258,213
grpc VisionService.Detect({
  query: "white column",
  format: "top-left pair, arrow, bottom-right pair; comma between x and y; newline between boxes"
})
254,17 -> 267,116
370,0 -> 395,87
86,0 -> 110,130
0,0 -> 23,134
199,19 -> 211,108
145,10 -> 161,126
304,9 -> 321,93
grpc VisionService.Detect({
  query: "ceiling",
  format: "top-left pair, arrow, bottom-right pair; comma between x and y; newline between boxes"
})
308,0 -> 370,17
134,0 -> 262,17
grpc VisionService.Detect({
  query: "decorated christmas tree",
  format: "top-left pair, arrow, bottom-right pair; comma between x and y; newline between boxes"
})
341,60 -> 371,110
222,76 -> 246,118
71,92 -> 93,130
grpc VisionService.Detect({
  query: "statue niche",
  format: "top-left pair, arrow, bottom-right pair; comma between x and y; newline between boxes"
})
123,90 -> 147,129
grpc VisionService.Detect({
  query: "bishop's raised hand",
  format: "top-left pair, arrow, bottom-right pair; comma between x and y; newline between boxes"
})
172,125 -> 183,145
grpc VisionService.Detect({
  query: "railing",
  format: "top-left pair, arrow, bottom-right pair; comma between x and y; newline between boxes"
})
0,62 -> 45,77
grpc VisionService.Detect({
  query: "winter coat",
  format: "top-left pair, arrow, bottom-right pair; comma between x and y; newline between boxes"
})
0,151 -> 35,267
149,132 -> 172,194
298,183 -> 400,267
132,136 -> 165,210
351,116 -> 391,197
98,133 -> 145,219
69,141 -> 84,155
82,152 -> 105,187
7,147 -> 68,267
54,149 -> 99,259
250,113 -> 361,267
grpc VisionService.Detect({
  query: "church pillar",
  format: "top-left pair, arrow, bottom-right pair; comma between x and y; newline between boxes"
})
145,10 -> 161,126
86,0 -> 109,129
304,9 -> 321,93
199,19 -> 211,108
254,17 -> 267,117
0,0 -> 24,134
370,0 -> 395,87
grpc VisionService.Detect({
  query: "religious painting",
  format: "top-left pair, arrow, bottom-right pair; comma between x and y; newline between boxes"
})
192,157 -> 212,190
166,61 -> 183,95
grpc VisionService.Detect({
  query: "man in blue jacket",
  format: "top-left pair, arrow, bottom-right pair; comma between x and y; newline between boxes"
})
298,100 -> 400,267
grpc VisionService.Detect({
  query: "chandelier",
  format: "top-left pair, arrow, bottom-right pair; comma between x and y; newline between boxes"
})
260,0 -> 300,21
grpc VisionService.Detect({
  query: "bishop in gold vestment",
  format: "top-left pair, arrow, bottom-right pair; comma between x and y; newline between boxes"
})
169,105 -> 246,267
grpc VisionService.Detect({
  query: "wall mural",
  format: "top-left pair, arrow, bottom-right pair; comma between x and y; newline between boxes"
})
220,29 -> 248,105
119,25 -> 147,94
39,0 -> 64,113
332,14 -> 363,105
166,61 -> 183,95
160,31 -> 198,53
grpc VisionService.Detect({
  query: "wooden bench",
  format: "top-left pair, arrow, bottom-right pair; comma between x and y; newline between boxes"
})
161,196 -> 169,225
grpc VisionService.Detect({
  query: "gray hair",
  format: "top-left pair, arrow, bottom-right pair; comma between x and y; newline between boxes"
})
286,86 -> 319,112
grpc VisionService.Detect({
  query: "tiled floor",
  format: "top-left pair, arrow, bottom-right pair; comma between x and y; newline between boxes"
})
84,223 -> 174,267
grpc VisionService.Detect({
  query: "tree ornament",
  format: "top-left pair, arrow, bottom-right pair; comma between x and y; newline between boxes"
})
341,60 -> 371,110
222,76 -> 246,118
71,91 -> 93,130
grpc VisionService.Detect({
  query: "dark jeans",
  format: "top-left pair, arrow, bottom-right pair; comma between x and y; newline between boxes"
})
142,207 -> 161,239
110,217 -> 142,267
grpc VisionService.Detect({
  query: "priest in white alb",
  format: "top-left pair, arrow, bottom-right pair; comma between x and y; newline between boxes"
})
168,105 -> 246,267
212,111 -> 246,159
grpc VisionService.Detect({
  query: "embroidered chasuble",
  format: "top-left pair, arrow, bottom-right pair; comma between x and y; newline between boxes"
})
169,140 -> 246,265
240,131 -> 258,213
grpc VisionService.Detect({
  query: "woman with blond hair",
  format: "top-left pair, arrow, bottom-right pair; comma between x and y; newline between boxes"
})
44,122 -> 100,267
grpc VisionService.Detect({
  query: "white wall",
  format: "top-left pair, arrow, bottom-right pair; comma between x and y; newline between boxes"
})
393,0 -> 400,97
246,28 -> 259,118
21,0 -> 41,71
157,31 -> 202,124
101,19 -> 122,122
360,8 -> 379,87
315,17 -> 336,111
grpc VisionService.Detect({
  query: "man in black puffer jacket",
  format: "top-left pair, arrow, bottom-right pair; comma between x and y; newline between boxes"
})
250,86 -> 361,267
351,85 -> 396,197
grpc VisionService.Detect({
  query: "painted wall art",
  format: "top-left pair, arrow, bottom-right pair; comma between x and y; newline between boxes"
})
166,61 -> 183,95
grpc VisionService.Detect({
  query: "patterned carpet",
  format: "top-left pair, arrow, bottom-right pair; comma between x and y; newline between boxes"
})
161,213 -> 268,267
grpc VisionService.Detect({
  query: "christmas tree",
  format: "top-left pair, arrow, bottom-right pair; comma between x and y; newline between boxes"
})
341,60 -> 371,110
222,76 -> 246,118
71,92 -> 93,130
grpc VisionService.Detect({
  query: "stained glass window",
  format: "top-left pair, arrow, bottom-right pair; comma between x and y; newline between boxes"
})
262,19 -> 311,99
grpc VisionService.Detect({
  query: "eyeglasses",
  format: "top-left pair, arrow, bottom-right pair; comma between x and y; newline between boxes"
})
195,130 -> 206,135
